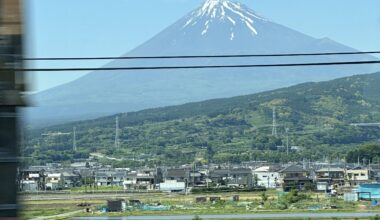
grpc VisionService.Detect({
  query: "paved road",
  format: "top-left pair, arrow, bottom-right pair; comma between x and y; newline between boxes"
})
71,212 -> 380,220
31,210 -> 83,220
21,192 -> 151,201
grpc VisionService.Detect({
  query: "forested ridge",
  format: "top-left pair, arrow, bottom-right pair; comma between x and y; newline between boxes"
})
23,72 -> 380,166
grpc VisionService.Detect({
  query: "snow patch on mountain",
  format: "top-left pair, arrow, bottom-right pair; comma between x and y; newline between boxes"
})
183,0 -> 265,38
227,16 -> 235,25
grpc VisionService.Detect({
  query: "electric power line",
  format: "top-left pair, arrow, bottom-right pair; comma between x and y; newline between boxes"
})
3,60 -> 380,72
14,50 -> 380,61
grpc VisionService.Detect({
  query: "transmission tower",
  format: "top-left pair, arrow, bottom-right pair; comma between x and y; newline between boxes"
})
114,116 -> 120,148
272,107 -> 278,137
73,127 -> 77,151
285,127 -> 289,155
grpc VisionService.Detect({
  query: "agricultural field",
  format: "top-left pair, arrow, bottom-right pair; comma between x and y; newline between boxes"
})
20,190 -> 380,220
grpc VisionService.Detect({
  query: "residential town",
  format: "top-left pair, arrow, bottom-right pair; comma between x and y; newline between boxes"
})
19,160 -> 380,198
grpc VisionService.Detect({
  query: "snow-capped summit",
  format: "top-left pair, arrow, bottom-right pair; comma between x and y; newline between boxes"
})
183,0 -> 265,38
199,0 -> 230,17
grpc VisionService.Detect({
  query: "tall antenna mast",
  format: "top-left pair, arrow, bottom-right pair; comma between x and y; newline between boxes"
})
272,107 -> 277,137
115,116 -> 120,148
285,127 -> 289,155
73,127 -> 77,151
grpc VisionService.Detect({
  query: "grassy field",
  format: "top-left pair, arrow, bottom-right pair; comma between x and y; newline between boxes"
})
20,190 -> 380,220
20,199 -> 103,220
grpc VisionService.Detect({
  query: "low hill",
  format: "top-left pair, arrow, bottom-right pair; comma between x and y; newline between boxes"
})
23,72 -> 380,166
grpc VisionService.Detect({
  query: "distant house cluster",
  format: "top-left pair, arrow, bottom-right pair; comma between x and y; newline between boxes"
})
18,161 -> 380,194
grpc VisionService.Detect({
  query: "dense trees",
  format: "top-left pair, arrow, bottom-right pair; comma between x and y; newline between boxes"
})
22,72 -> 380,166
346,143 -> 380,163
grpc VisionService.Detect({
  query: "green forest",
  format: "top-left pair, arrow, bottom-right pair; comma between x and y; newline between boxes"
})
23,72 -> 380,167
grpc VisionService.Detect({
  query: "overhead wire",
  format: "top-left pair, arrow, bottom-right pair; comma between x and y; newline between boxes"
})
2,60 -> 379,72
15,50 -> 380,61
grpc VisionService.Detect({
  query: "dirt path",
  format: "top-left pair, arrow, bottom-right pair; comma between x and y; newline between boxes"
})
30,209 -> 83,220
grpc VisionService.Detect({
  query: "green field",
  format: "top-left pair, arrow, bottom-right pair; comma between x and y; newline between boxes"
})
20,190 -> 380,220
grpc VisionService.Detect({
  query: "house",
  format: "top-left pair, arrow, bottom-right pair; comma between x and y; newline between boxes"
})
278,165 -> 312,191
19,167 -> 45,191
113,171 -> 127,186
189,171 -> 206,186
252,166 -> 280,189
123,173 -> 155,190
345,167 -> 373,186
209,168 -> 253,188
95,172 -> 111,186
315,167 -> 345,192
162,168 -> 203,187
95,171 -> 126,187
20,180 -> 38,191
208,169 -> 231,186
123,169 -> 156,190
62,171 -> 82,188
371,166 -> 380,182
45,173 -> 64,190
165,169 -> 190,183
228,168 -> 253,188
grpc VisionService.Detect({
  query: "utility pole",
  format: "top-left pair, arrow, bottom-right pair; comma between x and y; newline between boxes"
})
369,159 -> 371,170
357,156 -> 360,167
0,0 -> 24,218
272,107 -> 277,137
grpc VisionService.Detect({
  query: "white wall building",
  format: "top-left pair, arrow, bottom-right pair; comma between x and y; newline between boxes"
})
252,166 -> 280,189
45,173 -> 64,190
159,180 -> 186,192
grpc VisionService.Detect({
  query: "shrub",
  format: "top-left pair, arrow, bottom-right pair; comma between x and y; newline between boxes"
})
281,189 -> 308,205
193,215 -> 202,220
261,191 -> 268,203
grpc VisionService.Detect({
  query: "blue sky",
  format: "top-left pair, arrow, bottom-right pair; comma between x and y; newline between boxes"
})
24,0 -> 380,92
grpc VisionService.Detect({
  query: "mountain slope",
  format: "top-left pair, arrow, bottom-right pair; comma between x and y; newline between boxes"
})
28,0 -> 379,126
24,72 -> 380,166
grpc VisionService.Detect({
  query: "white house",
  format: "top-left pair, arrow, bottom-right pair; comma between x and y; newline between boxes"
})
159,180 -> 186,192
123,171 -> 156,190
45,173 -> 64,190
345,167 -> 373,186
252,166 -> 280,189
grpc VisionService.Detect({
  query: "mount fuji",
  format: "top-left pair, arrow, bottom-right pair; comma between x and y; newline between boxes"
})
28,0 -> 379,126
